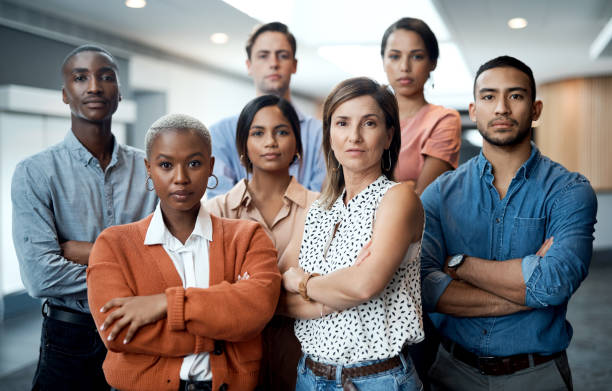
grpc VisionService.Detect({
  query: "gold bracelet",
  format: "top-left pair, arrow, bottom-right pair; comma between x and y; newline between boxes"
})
298,272 -> 320,302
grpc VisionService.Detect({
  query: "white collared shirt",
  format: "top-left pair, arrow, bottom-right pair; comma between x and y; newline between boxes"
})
144,203 -> 213,381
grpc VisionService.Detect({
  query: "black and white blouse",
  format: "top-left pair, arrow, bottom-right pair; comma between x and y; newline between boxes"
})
295,176 -> 424,364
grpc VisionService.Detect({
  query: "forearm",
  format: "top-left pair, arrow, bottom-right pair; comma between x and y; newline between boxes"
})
18,252 -> 88,299
436,280 -> 531,317
306,267 -> 375,310
457,257 -> 526,304
278,291 -> 334,320
61,240 -> 93,265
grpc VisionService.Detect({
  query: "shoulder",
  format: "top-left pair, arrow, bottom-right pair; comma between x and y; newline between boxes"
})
426,104 -> 460,121
209,114 -> 239,135
13,141 -> 68,184
421,157 -> 477,202
377,182 -> 424,238
117,143 -> 146,161
534,154 -> 596,208
213,215 -> 263,238
205,192 -> 231,218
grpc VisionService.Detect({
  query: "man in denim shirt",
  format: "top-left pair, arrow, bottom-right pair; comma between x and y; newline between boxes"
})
207,22 -> 325,197
11,45 -> 157,390
421,56 -> 597,390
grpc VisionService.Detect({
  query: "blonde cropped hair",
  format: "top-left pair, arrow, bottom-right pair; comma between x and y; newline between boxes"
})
144,113 -> 211,158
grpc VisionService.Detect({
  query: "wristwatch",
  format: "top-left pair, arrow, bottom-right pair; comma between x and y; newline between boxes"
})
447,254 -> 466,270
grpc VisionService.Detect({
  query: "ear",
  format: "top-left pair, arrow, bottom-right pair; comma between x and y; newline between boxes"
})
144,158 -> 151,173
209,155 -> 215,173
531,100 -> 543,122
246,58 -> 252,76
62,86 -> 69,104
385,126 -> 394,149
292,58 -> 298,75
429,59 -> 438,72
468,102 -> 477,122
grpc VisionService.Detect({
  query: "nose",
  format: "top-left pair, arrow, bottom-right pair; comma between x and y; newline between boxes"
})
269,54 -> 280,69
348,124 -> 362,143
495,97 -> 511,115
400,56 -> 411,72
87,76 -> 102,94
264,132 -> 278,147
174,164 -> 190,184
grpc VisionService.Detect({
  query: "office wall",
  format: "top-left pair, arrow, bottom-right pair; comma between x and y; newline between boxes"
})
536,76 -> 612,249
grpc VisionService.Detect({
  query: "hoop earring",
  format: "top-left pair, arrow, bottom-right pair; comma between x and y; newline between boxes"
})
295,152 -> 301,160
207,174 -> 219,189
146,175 -> 155,192
382,150 -> 391,172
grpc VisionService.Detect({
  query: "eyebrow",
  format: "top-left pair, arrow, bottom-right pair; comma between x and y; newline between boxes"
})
334,113 -> 381,119
478,87 -> 528,94
156,152 -> 205,159
70,66 -> 116,74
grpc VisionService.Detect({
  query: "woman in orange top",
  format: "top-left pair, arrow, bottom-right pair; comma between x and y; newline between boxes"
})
382,17 -> 462,194
87,114 -> 281,391
206,95 -> 318,391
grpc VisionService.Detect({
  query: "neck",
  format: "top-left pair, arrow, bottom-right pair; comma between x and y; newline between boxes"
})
256,87 -> 292,101
343,166 -> 382,204
159,202 -> 200,244
482,138 -> 532,195
71,116 -> 114,170
248,168 -> 292,198
396,90 -> 428,122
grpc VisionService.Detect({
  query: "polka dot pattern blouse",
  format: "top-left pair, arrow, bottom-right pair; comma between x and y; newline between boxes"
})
295,176 -> 424,364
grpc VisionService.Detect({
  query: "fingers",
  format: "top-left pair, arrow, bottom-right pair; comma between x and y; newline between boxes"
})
100,297 -> 126,313
107,315 -> 132,342
100,308 -> 123,331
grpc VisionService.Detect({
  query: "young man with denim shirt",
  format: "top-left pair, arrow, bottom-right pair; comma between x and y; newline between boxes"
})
420,56 -> 597,391
207,22 -> 325,197
11,45 -> 157,390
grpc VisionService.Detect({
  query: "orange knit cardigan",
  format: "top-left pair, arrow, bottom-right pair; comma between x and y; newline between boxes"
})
87,214 -> 281,391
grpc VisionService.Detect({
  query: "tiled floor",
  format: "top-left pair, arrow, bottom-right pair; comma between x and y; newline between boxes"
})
0,251 -> 610,390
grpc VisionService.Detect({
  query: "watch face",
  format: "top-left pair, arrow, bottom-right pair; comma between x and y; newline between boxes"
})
448,254 -> 464,268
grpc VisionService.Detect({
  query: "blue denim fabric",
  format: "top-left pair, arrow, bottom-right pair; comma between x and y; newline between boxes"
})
420,143 -> 597,357
207,110 -> 325,198
295,352 -> 423,391
33,316 -> 109,391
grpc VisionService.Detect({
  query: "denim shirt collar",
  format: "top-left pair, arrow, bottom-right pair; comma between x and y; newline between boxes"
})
64,130 -> 119,169
477,141 -> 541,181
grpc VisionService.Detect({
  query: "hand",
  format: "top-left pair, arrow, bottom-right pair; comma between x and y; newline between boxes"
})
536,237 -> 554,257
354,240 -> 372,266
282,267 -> 306,294
443,255 -> 461,280
60,240 -> 93,265
99,294 -> 167,344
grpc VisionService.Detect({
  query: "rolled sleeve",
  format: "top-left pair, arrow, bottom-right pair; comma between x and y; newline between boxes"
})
420,181 -> 451,312
522,179 -> 597,308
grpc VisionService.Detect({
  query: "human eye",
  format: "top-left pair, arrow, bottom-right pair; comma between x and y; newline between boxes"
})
277,128 -> 290,136
412,53 -> 425,60
159,161 -> 172,169
279,52 -> 291,60
250,129 -> 264,137
189,160 -> 202,168
73,74 -> 87,82
387,53 -> 400,61
101,73 -> 116,82
364,119 -> 377,127
510,93 -> 524,100
335,120 -> 347,127
481,94 -> 494,101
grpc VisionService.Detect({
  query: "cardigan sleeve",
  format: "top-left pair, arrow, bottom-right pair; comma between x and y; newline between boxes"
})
166,224 -> 281,342
87,227 -> 203,357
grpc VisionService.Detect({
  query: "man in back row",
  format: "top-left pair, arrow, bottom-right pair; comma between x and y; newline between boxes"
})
208,22 -> 325,197
421,55 -> 597,390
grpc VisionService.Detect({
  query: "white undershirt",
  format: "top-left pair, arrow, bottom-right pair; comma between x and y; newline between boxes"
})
144,203 -> 213,381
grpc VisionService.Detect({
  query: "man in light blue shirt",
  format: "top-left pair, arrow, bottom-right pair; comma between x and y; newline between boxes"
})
421,56 -> 596,390
11,45 -> 157,390
208,22 -> 324,197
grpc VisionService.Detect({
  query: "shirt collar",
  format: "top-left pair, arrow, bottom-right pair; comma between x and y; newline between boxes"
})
227,176 -> 307,210
144,202 -> 213,248
477,142 -> 541,180
64,130 -> 119,168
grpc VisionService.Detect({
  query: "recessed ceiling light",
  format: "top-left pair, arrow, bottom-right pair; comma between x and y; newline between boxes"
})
508,17 -> 527,29
125,0 -> 146,9
210,33 -> 229,45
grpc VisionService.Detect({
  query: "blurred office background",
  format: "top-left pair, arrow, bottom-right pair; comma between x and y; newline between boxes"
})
0,0 -> 610,389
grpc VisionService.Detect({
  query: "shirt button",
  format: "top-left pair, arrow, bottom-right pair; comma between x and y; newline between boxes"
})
495,218 -> 501,223
483,329 -> 488,335
107,210 -> 112,216
219,384 -> 228,391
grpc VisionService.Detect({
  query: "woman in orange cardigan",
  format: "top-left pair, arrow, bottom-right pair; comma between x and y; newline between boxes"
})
87,113 -> 281,391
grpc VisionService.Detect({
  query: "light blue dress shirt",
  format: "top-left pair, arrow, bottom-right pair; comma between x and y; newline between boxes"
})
207,109 -> 325,198
11,130 -> 158,313
420,143 -> 597,356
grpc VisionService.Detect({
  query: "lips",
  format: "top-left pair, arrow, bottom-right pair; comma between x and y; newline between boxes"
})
397,77 -> 414,86
169,190 -> 192,201
266,74 -> 281,80
83,99 -> 108,107
261,153 -> 281,160
490,118 -> 518,127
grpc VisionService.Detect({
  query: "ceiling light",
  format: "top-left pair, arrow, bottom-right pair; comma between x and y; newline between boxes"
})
125,0 -> 146,9
508,17 -> 527,29
210,33 -> 229,45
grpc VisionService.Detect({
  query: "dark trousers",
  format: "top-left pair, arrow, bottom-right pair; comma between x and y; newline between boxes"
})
32,313 -> 110,391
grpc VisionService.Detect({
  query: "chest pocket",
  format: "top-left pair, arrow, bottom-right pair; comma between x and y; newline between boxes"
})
510,217 -> 546,258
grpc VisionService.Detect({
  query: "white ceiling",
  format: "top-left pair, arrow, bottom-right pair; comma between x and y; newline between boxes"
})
7,0 -> 612,107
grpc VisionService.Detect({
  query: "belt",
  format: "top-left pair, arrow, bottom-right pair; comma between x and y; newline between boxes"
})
42,300 -> 94,327
179,379 -> 213,391
441,337 -> 563,376
306,354 -> 402,381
